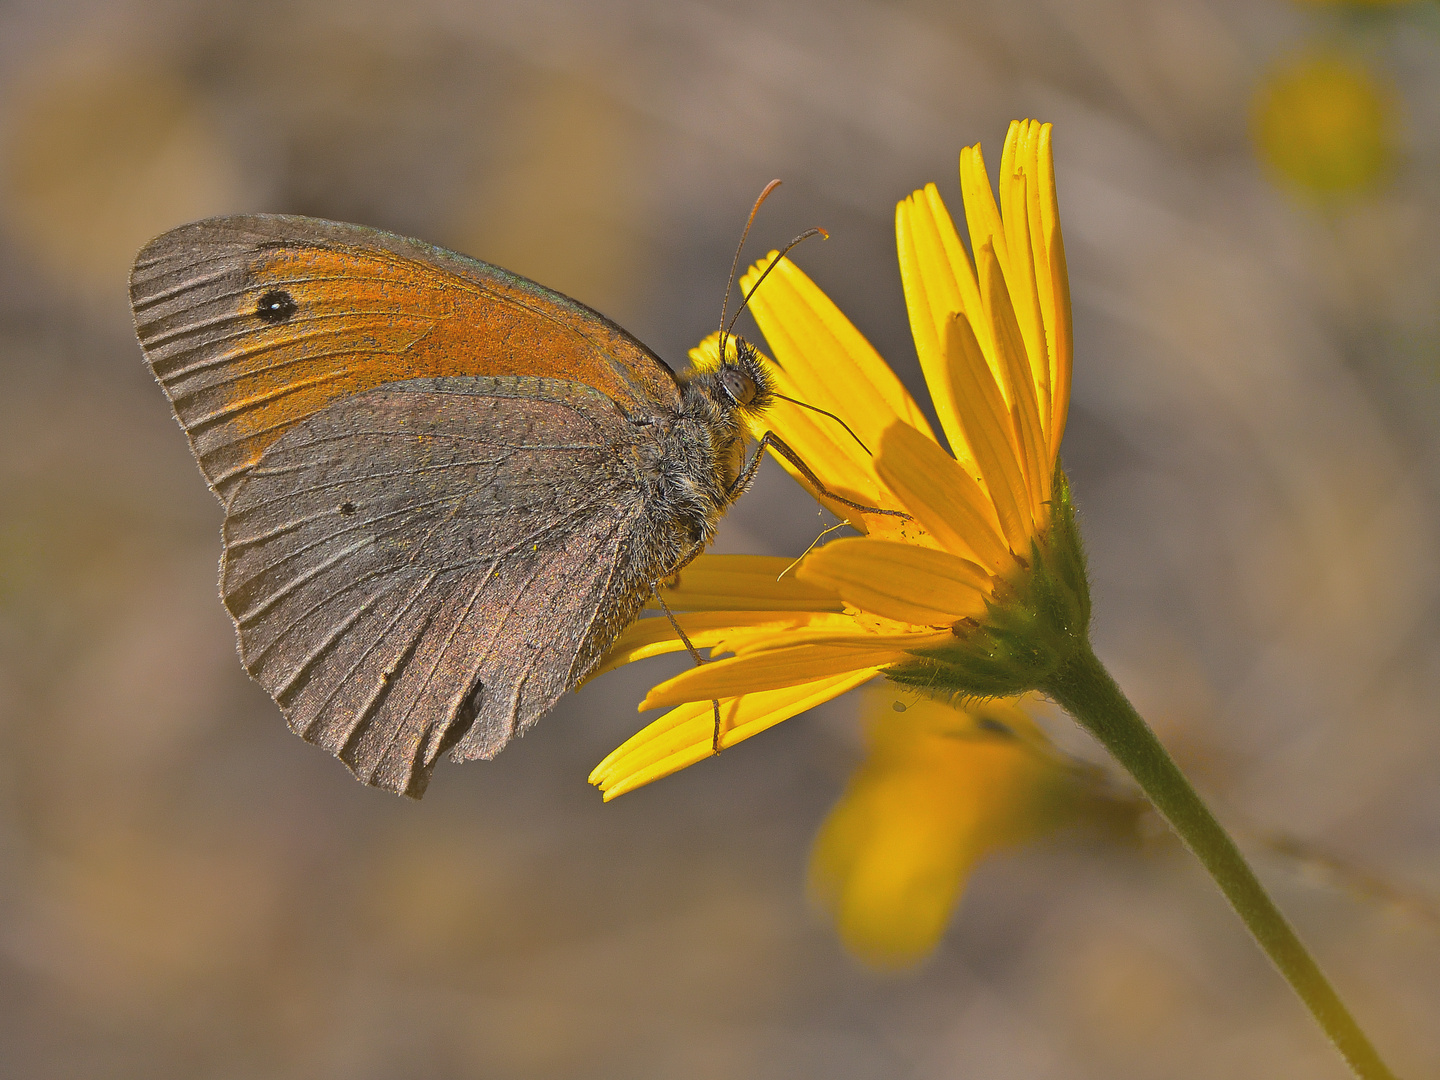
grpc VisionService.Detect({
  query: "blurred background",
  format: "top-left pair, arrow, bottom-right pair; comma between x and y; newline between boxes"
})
0,0 -> 1437,1076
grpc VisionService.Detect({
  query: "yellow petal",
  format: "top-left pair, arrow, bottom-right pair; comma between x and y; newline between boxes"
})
740,254 -> 934,528
923,183 -> 986,349
874,420 -> 1009,573
1008,119 -> 1073,462
1035,123 -> 1073,458
810,760 -> 976,969
650,553 -> 843,612
1012,122 -> 1057,435
896,191 -> 972,463
640,632 -> 949,708
998,122 -> 1051,431
943,311 -> 1031,552
590,670 -> 877,799
796,537 -> 990,626
958,142 -> 1012,360
1046,234 -> 1072,458
976,246 -> 1049,526
742,254 -> 934,443
590,610 -> 845,681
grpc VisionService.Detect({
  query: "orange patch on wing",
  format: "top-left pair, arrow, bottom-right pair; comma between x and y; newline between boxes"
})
189,245 -> 655,467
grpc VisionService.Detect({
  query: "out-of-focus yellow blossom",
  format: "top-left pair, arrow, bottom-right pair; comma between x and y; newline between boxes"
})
810,692 -> 1084,970
590,119 -> 1086,799
1252,52 -> 1397,200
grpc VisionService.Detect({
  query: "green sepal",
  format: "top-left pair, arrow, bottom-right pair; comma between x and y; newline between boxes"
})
887,465 -> 1091,700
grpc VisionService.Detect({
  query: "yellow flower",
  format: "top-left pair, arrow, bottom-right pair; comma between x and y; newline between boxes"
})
591,119 -> 1085,800
810,690 -> 1084,970
592,125 -> 1401,1080
1252,52 -> 1397,200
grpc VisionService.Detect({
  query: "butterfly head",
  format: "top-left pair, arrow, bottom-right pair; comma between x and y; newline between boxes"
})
666,335 -> 775,515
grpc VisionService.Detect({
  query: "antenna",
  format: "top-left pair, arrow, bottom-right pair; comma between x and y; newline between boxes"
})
718,179 -> 782,367
770,390 -> 873,456
717,182 -> 829,364
723,227 -> 827,346
714,189 -> 872,462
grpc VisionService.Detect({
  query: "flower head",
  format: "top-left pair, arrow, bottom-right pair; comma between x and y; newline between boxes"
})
590,119 -> 1089,799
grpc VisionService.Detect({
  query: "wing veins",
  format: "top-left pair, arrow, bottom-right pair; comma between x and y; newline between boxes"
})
226,497 -> 461,594
381,569 -> 497,762
160,315 -> 437,384
232,534 -> 375,626
336,574 -> 444,760
303,568 -> 441,741
184,363 -> 382,432
131,267 -> 236,308
226,492 -> 462,553
246,562 -> 396,670
268,567 -> 426,702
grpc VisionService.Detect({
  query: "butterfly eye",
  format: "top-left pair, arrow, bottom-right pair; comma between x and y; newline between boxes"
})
719,367 -> 756,407
256,289 -> 297,324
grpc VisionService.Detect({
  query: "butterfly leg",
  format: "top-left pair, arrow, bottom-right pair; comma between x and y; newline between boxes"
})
651,584 -> 726,755
736,432 -> 910,520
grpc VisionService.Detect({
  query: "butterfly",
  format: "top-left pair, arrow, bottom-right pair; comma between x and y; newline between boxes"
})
129,215 -> 778,798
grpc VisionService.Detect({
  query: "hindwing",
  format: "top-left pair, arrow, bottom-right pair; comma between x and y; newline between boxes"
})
220,376 -> 643,797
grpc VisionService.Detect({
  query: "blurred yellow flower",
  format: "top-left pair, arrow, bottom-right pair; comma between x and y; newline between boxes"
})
591,119 -> 1088,800
1251,52 -> 1397,200
810,692 -> 1082,970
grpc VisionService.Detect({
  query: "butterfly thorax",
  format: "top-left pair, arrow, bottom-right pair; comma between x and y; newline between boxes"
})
563,339 -> 773,698
634,339 -> 773,554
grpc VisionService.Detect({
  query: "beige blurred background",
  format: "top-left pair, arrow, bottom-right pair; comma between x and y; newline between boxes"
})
0,0 -> 1437,1077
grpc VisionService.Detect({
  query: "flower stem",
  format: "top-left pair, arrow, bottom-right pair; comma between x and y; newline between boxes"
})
1042,642 -> 1398,1080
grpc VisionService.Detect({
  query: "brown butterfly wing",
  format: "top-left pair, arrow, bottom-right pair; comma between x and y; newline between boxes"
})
129,214 -> 682,503
221,376 -> 649,798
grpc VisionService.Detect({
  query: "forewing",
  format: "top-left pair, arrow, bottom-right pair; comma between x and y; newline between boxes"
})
129,214 -> 681,503
220,376 -> 641,797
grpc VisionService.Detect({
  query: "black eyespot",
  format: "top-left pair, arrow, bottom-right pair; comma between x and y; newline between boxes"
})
256,289 -> 297,324
338,501 -> 356,515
